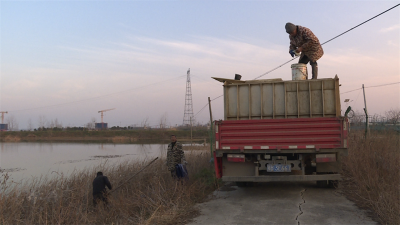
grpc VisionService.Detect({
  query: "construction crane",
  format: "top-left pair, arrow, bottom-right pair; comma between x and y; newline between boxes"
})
0,111 -> 8,124
98,108 -> 115,123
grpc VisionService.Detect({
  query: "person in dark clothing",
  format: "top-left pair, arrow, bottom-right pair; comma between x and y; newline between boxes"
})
92,171 -> 112,206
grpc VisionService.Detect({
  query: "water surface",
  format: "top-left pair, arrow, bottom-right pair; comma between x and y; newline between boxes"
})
0,142 -> 167,183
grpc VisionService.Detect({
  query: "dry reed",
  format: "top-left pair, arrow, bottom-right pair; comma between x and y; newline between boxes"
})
342,130 -> 400,224
0,150 -> 217,224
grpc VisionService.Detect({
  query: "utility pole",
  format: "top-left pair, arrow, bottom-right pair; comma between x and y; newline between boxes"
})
362,84 -> 369,137
208,97 -> 214,155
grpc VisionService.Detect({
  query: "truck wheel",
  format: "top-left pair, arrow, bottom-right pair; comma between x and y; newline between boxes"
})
236,182 -> 247,187
316,180 -> 329,188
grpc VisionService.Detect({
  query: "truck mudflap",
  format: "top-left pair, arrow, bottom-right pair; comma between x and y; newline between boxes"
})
222,174 -> 342,182
214,151 -> 223,179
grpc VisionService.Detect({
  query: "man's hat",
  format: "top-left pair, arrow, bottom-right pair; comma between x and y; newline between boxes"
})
285,23 -> 296,33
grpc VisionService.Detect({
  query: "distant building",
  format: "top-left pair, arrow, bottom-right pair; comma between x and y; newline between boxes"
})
0,124 -> 8,131
95,123 -> 108,130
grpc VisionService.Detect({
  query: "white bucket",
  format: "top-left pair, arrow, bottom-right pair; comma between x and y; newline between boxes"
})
291,63 -> 308,80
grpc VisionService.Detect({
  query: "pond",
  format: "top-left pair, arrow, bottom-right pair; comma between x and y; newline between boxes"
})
0,142 -> 172,184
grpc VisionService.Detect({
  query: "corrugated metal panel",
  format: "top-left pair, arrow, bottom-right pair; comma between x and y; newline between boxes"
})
216,117 -> 345,149
223,77 -> 341,120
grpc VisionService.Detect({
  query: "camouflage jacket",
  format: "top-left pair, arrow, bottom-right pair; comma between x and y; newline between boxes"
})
289,26 -> 324,62
166,142 -> 186,171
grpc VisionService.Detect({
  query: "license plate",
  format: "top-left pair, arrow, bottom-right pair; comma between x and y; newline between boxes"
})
267,164 -> 291,172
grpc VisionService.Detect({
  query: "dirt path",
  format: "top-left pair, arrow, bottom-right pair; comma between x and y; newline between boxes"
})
188,182 -> 376,225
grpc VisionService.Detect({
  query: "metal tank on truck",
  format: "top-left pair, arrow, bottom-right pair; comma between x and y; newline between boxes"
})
212,75 -> 348,187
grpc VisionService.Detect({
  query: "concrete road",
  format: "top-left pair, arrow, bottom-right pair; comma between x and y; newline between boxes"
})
188,182 -> 376,225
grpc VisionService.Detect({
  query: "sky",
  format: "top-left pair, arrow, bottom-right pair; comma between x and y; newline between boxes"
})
1,1 -> 399,130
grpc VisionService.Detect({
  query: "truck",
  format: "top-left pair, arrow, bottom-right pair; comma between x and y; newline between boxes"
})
212,76 -> 348,187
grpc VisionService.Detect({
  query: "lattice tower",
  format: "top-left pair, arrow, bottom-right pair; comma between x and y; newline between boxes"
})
183,68 -> 194,126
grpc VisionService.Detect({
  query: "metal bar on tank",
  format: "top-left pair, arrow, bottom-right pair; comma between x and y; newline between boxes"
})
260,83 -> 263,119
309,82 -> 312,118
237,84 -> 239,120
297,82 -> 300,118
322,81 -> 325,117
224,84 -> 227,120
284,83 -> 287,118
273,83 -> 275,119
249,84 -> 251,120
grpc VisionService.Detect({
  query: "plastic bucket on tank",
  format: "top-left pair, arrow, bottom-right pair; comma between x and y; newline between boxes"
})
291,63 -> 308,80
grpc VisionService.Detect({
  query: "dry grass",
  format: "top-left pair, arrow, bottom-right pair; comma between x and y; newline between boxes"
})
342,130 -> 400,224
0,150 -> 218,224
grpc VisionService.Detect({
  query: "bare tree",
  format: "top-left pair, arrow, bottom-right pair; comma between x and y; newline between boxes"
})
141,117 -> 150,129
48,120 -> 54,128
38,115 -> 47,129
27,118 -> 33,131
385,108 -> 400,125
159,113 -> 168,129
86,117 -> 96,129
54,118 -> 62,128
6,115 -> 19,131
349,110 -> 364,126
370,114 -> 380,125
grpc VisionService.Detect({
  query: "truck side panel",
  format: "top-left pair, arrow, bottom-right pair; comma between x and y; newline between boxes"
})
216,117 -> 347,150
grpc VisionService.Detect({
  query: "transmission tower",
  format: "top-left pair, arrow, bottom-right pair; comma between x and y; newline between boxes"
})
183,68 -> 194,126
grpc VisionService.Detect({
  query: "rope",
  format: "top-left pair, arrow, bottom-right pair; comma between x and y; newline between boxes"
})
109,157 -> 159,193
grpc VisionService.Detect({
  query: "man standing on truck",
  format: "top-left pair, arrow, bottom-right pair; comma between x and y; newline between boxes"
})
93,171 -> 112,206
167,135 -> 187,178
285,22 -> 324,79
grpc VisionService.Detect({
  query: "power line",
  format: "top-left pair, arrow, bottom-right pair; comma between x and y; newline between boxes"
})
194,94 -> 223,117
320,4 -> 400,46
254,3 -> 400,80
8,75 -> 186,113
211,95 -> 223,101
365,81 -> 400,89
340,81 -> 400,94
341,88 -> 362,94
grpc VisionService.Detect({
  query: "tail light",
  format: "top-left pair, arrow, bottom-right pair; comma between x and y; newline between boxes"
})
227,154 -> 245,162
316,154 -> 336,163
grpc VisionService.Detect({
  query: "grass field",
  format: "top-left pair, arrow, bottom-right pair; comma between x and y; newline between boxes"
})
0,149 -> 218,224
342,130 -> 400,224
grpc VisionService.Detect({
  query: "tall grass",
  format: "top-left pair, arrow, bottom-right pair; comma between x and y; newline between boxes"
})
0,150 -> 217,224
342,130 -> 400,224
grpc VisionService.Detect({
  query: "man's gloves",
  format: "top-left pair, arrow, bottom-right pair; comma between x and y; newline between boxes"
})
289,50 -> 295,57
